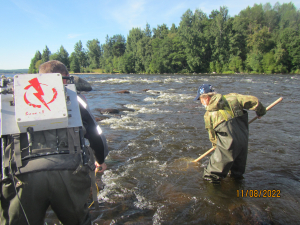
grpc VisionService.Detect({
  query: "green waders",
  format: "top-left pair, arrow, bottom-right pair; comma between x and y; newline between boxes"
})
203,112 -> 249,180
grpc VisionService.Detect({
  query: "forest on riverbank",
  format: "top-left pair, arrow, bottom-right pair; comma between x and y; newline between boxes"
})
28,2 -> 300,75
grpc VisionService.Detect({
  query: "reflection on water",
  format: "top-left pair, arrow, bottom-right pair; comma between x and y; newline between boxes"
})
39,73 -> 299,224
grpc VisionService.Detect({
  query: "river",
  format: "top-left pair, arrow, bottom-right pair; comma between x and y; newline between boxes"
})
4,73 -> 300,224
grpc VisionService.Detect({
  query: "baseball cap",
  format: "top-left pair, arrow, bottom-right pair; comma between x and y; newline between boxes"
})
194,84 -> 214,101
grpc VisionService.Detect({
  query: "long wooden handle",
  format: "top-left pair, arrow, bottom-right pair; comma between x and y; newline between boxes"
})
192,97 -> 283,162
248,97 -> 283,124
192,147 -> 216,162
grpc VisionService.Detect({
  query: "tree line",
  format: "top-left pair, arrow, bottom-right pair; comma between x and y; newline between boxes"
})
29,2 -> 300,74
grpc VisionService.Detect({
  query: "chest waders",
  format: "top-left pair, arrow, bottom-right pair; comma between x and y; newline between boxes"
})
203,96 -> 249,180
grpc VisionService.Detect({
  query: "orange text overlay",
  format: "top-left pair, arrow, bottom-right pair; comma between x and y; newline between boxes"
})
237,190 -> 281,198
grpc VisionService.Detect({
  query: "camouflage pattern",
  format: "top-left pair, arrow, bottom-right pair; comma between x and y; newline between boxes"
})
204,93 -> 267,146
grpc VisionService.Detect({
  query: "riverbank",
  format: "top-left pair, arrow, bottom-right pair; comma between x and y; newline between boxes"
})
70,72 -> 299,75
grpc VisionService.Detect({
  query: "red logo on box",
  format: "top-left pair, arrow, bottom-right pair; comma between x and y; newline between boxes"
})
23,77 -> 58,110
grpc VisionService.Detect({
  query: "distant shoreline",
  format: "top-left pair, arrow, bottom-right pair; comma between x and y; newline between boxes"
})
70,72 -> 299,75
2,72 -> 299,76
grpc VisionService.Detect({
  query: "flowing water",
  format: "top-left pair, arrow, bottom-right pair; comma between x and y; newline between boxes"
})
76,73 -> 299,225
4,73 -> 300,224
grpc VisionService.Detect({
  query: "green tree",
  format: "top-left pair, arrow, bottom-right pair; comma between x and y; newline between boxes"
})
178,9 -> 211,72
125,28 -> 144,73
41,46 -> 51,63
246,26 -> 275,72
28,51 -> 42,73
262,52 -> 275,73
228,56 -> 243,72
86,39 -> 101,69
119,52 -> 135,73
246,52 -> 263,73
263,3 -> 279,32
277,2 -> 300,31
152,24 -> 169,39
209,6 -> 232,72
70,52 -> 81,73
74,40 -> 88,71
278,28 -> 300,72
136,36 -> 152,73
50,46 -> 69,69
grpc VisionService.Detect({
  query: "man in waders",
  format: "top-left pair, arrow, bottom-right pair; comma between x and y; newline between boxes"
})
0,60 -> 109,225
194,84 -> 266,183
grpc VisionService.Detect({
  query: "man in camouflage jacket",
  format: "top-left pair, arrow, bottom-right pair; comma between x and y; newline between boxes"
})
194,84 -> 267,182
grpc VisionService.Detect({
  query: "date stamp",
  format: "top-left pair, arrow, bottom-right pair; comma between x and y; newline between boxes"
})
237,190 -> 281,198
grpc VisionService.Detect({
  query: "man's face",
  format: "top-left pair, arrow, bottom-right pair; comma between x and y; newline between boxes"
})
200,96 -> 210,107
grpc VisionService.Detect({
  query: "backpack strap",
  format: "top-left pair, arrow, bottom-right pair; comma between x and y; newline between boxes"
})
4,139 -> 12,168
12,134 -> 22,168
67,127 -> 81,154
219,110 -> 229,121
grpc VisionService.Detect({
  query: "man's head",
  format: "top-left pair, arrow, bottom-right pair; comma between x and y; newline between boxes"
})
39,60 -> 69,84
194,84 -> 214,106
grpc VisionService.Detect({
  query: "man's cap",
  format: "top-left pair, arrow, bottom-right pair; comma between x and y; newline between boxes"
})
194,84 -> 214,101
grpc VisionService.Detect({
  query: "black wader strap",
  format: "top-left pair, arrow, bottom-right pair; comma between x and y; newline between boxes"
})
4,142 -> 12,168
12,134 -> 22,168
67,128 -> 81,154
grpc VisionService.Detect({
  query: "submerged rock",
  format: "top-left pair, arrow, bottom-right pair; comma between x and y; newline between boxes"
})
118,107 -> 135,112
94,115 -> 110,121
95,108 -> 120,114
114,90 -> 130,94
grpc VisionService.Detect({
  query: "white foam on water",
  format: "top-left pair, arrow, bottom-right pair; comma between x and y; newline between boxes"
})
134,193 -> 155,210
144,93 -> 194,103
98,164 -> 137,203
138,107 -> 172,114
93,78 -> 132,84
163,77 -> 185,84
126,153 -> 143,162
240,78 -> 253,83
145,90 -> 162,95
152,205 -> 165,225
100,115 -> 156,130
122,103 -> 172,115
93,77 -> 163,84
124,104 -> 142,110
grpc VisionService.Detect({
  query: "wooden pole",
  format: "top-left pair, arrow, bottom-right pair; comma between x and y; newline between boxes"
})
192,97 -> 283,163
248,97 -> 283,124
192,147 -> 216,162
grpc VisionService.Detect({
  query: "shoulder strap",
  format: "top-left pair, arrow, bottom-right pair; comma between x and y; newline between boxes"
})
4,135 -> 22,168
67,127 -> 81,154
219,110 -> 229,121
13,134 -> 22,168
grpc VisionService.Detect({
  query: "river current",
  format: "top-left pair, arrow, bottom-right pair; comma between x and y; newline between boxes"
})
6,73 -> 299,224
70,73 -> 298,225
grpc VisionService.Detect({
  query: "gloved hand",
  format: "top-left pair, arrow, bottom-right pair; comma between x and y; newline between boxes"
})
256,103 -> 267,117
95,162 -> 107,173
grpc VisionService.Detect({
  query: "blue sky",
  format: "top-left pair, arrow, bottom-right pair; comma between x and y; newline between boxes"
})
1,0 -> 299,70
